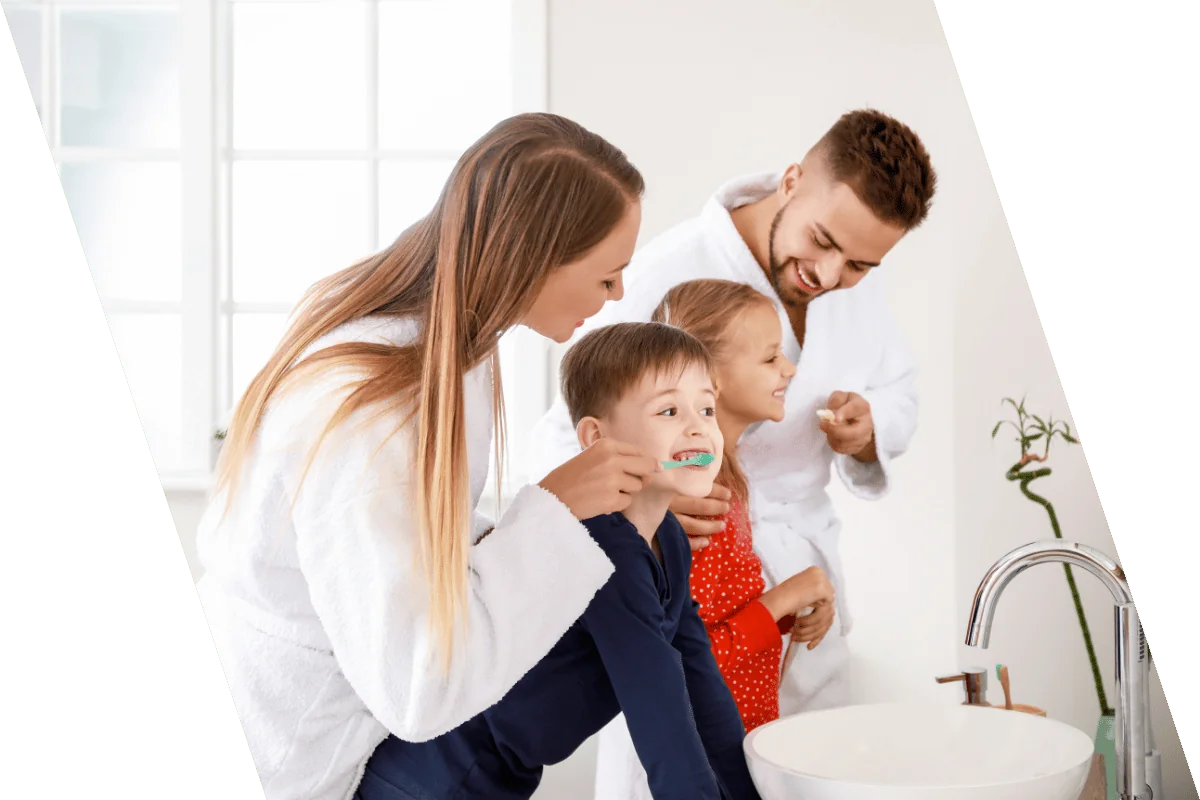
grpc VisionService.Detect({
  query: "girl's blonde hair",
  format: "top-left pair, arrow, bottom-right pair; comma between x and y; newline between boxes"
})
651,279 -> 776,504
215,113 -> 644,670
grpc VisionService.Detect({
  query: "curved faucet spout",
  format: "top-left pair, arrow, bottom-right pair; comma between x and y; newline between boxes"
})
964,540 -> 1148,800
966,541 -> 1132,648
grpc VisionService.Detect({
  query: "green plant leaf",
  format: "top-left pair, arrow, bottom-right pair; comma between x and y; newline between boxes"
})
994,420 -> 1021,440
1027,432 -> 1044,442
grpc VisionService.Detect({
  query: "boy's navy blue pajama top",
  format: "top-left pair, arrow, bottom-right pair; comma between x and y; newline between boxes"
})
355,511 -> 760,800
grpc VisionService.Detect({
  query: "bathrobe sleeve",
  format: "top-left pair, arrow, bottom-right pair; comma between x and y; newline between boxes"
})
284,392 -> 616,743
834,277 -> 919,501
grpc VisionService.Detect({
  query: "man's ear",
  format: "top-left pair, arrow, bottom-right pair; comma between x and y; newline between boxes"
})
576,417 -> 603,450
779,162 -> 804,200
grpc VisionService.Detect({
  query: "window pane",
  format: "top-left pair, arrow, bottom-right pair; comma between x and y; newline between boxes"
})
59,162 -> 182,302
232,2 -> 367,150
231,161 -> 370,304
106,313 -> 184,471
378,0 -> 512,150
3,5 -> 43,120
377,159 -> 454,246
231,313 -> 289,405
59,10 -> 180,148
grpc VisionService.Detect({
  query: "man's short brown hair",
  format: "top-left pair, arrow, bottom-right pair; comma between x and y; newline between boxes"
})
812,108 -> 937,230
560,322 -> 713,427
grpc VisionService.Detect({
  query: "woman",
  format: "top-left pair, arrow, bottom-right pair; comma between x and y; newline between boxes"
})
194,113 -> 660,800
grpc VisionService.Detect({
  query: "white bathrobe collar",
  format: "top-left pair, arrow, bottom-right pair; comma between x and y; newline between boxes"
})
700,172 -> 784,297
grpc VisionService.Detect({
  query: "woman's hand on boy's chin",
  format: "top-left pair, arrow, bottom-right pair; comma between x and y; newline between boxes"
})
669,484 -> 733,551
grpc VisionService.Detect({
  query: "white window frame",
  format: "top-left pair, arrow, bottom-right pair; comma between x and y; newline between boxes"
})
4,0 -> 553,496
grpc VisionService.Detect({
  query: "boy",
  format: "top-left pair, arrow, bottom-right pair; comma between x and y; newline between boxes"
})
357,322 -> 760,800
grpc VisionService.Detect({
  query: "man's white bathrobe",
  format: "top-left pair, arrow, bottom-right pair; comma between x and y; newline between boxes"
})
526,173 -> 919,799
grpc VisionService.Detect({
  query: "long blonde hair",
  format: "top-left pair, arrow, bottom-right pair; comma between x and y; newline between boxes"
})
652,279 -> 776,505
215,113 -> 644,669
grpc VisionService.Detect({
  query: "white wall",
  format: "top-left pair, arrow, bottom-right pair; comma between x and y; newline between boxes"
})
165,1 -> 1194,797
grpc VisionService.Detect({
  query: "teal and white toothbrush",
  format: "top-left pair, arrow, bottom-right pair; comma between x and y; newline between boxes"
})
661,452 -> 715,470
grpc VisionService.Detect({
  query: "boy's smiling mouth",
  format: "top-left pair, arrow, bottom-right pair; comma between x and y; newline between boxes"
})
671,448 -> 714,469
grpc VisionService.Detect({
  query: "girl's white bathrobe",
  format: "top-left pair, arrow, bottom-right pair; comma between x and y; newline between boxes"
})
526,172 -> 919,799
194,316 -> 617,800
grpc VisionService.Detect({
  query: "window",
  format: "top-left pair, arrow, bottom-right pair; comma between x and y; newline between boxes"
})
3,0 -> 552,500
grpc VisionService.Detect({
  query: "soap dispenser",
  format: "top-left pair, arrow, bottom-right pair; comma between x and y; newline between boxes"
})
935,667 -> 990,705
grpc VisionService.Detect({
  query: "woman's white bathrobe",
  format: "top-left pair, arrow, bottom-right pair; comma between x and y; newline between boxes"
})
194,316 -> 616,800
526,172 -> 919,799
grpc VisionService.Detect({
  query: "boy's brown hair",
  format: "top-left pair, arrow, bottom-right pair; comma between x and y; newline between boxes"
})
652,280 -> 775,505
812,108 -> 937,230
560,322 -> 714,427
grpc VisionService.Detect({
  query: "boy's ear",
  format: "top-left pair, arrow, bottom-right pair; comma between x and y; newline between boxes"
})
576,417 -> 603,450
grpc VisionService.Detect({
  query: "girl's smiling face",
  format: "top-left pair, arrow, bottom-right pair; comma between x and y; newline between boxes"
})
577,361 -> 724,499
715,302 -> 796,428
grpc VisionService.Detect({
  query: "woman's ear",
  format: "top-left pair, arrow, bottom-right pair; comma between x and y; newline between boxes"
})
576,417 -> 603,450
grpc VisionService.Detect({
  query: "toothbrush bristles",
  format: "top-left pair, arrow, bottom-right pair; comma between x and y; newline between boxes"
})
663,452 -> 716,469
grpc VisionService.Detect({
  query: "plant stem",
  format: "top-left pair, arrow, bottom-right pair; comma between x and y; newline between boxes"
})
1007,463 -> 1113,718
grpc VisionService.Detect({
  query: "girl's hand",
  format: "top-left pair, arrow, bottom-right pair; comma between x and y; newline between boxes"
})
539,438 -> 661,521
787,566 -> 835,611
760,566 -> 834,621
791,601 -> 835,650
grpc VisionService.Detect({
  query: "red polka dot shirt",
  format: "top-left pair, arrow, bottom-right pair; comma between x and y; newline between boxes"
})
690,494 -> 795,733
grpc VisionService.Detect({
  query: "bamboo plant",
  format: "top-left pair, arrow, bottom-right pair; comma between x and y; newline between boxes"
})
992,396 -> 1113,718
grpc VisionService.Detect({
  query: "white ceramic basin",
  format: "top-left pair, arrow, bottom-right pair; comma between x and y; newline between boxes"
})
744,702 -> 1093,800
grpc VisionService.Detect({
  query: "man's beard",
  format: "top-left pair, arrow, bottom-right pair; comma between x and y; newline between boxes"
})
767,205 -> 804,309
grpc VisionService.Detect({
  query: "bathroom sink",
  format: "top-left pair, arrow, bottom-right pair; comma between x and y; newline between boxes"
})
744,702 -> 1093,800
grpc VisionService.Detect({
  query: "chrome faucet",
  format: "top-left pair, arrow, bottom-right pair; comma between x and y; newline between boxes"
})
965,541 -> 1150,800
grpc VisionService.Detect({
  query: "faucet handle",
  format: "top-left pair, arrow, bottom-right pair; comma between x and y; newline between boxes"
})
936,667 -> 989,705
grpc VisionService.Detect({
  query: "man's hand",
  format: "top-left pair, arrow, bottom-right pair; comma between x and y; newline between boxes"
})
791,601 -> 835,650
820,391 -> 877,463
669,484 -> 732,551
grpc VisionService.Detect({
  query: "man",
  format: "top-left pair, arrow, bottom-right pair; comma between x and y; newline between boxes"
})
527,108 -> 936,796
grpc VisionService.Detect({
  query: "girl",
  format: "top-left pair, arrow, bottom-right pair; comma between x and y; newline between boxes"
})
595,279 -> 836,800
194,113 -> 663,800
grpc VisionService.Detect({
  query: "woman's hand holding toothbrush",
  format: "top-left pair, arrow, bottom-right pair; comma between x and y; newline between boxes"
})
539,438 -> 662,521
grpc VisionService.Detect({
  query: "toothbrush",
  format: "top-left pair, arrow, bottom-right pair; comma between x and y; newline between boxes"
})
997,664 -> 1014,710
779,610 -> 809,681
816,408 -> 837,424
661,452 -> 715,470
